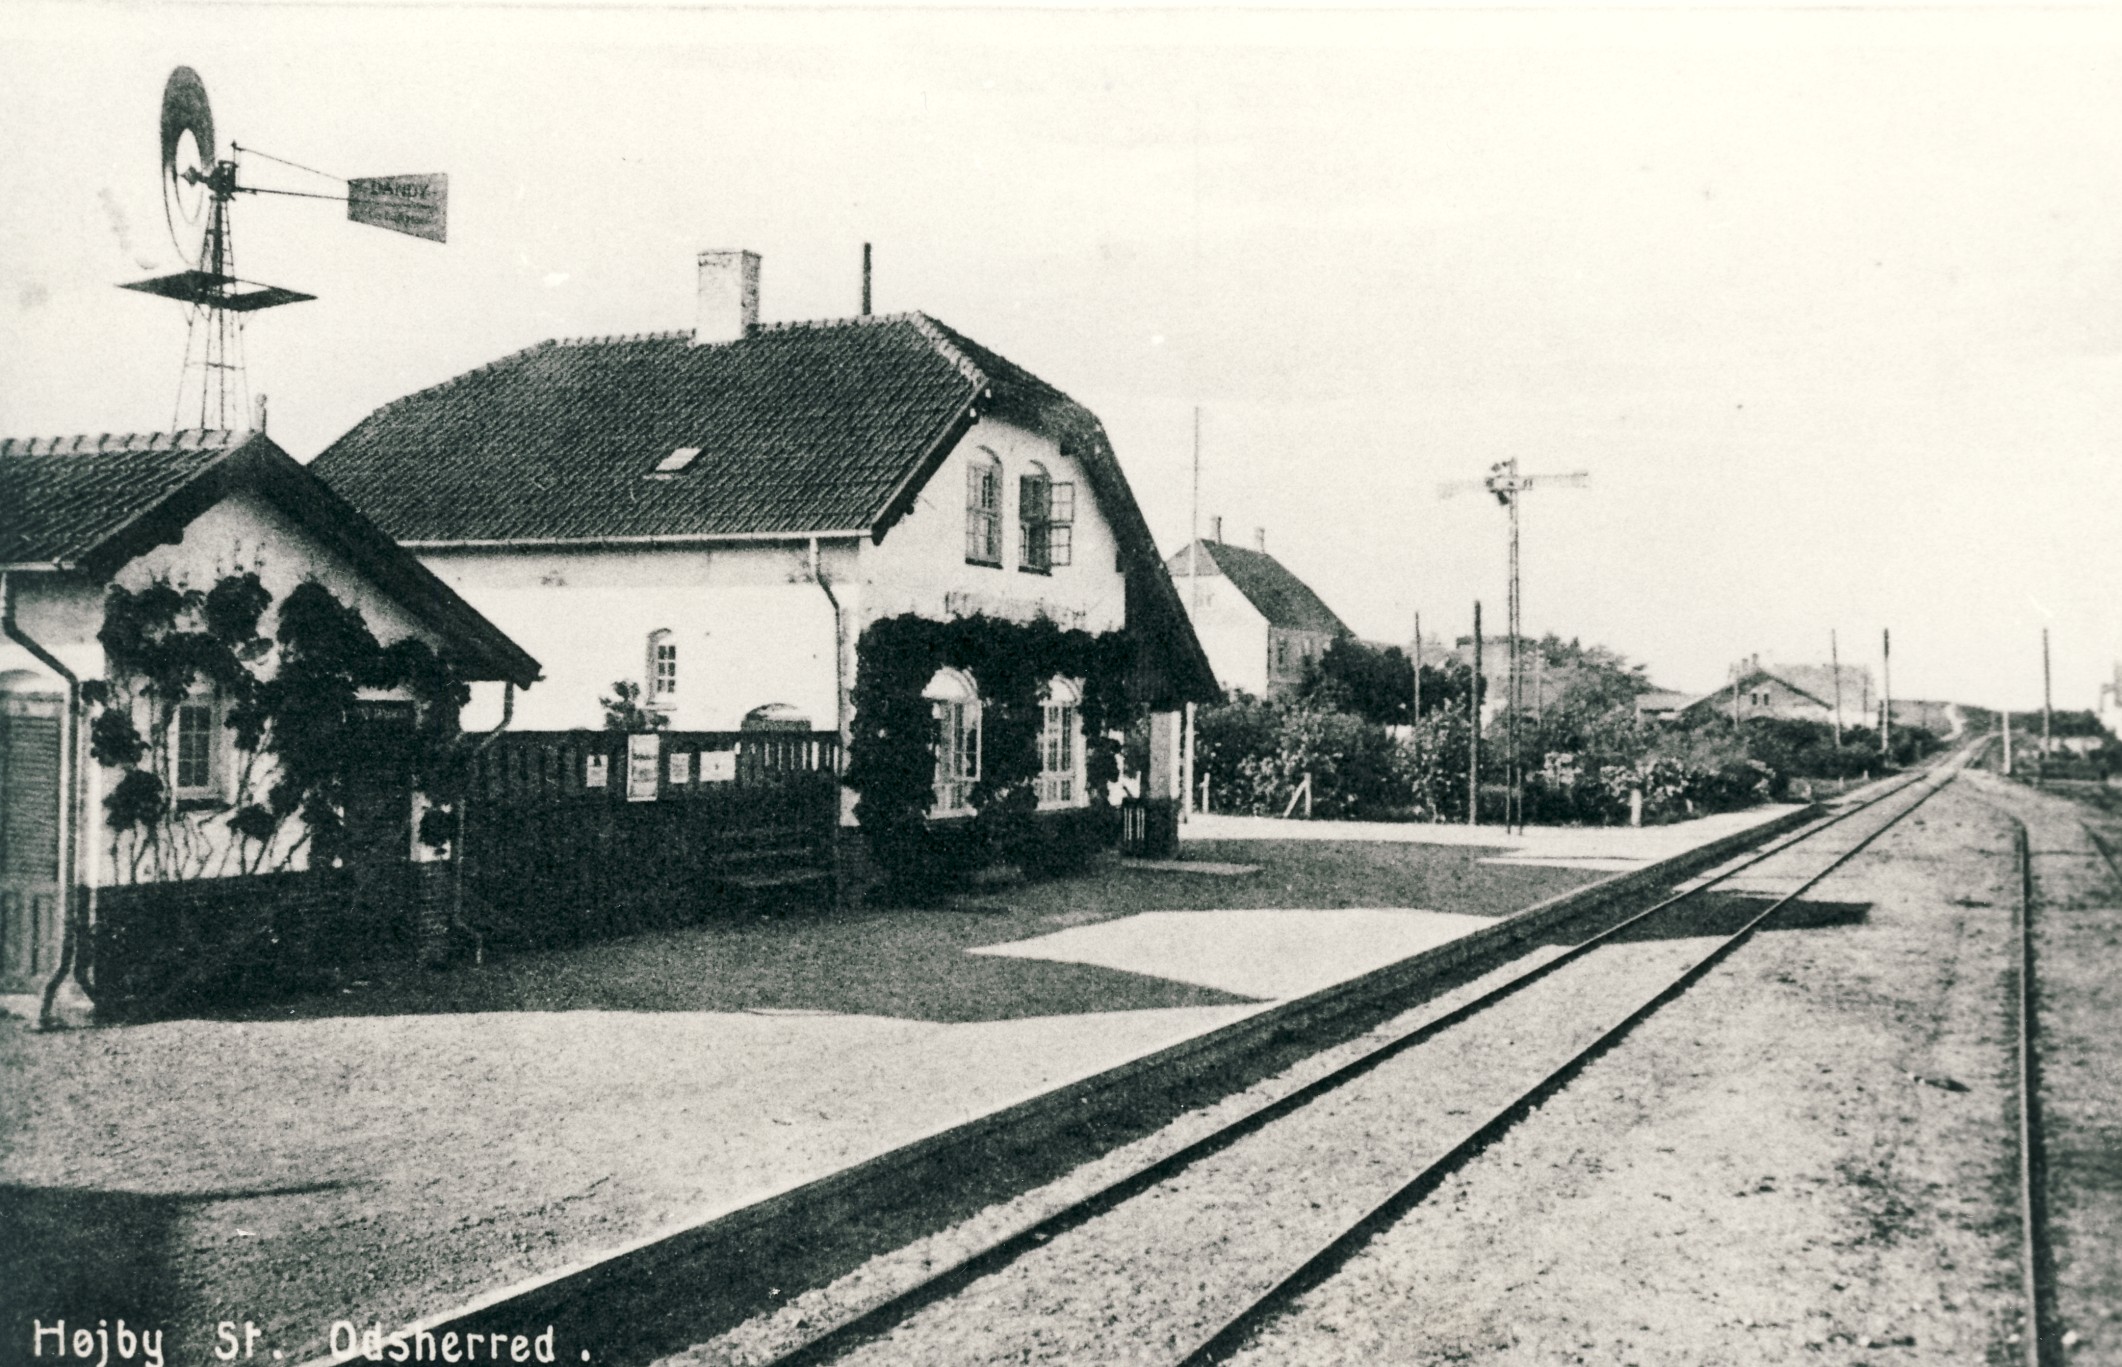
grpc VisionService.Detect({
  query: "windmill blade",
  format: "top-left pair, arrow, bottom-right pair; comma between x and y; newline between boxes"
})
160,67 -> 216,259
1437,478 -> 1489,500
347,173 -> 448,242
1519,471 -> 1590,491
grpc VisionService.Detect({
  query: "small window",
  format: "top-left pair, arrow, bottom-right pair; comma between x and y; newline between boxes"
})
924,668 -> 981,813
651,446 -> 701,475
174,696 -> 217,796
965,452 -> 1002,566
647,629 -> 677,704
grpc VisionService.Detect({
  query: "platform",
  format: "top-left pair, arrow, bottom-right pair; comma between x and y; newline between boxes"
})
0,803 -> 1803,1366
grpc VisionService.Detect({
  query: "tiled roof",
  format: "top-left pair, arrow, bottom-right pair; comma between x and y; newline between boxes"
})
1166,538 -> 1352,635
313,314 -> 1001,543
0,429 -> 538,685
0,430 -> 246,568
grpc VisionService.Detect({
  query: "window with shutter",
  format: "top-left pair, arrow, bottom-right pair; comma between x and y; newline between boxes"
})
1019,467 -> 1052,572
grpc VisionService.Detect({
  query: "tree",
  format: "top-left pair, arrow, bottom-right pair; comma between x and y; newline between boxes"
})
1297,637 -> 1482,726
599,681 -> 670,732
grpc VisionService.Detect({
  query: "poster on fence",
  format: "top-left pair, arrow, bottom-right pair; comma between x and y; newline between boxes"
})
626,733 -> 661,801
699,750 -> 737,783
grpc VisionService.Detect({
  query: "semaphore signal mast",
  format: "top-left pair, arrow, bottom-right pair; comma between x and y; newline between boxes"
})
1440,457 -> 1589,831
119,66 -> 449,430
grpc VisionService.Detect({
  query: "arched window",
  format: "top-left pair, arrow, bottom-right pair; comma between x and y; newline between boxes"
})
646,629 -> 677,706
965,450 -> 1002,566
1038,676 -> 1083,807
924,667 -> 981,813
741,703 -> 812,732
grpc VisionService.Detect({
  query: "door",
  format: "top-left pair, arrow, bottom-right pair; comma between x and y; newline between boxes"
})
341,702 -> 415,955
0,680 -> 65,995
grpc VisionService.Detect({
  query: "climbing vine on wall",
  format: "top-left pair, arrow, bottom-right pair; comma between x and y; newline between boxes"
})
84,571 -> 469,883
845,612 -> 1137,883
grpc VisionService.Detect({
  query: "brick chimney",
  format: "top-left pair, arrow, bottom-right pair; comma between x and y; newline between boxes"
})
693,250 -> 760,345
1210,515 -> 1223,544
1254,526 -> 1266,553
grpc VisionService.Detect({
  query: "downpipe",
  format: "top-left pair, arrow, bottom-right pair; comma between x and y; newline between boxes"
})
0,572 -> 86,1030
452,680 -> 513,967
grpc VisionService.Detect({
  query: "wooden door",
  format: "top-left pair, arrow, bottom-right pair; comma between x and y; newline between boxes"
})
0,685 -> 65,995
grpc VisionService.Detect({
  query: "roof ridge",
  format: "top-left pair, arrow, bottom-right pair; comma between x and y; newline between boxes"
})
371,340 -> 560,417
751,310 -> 925,336
550,329 -> 691,348
0,429 -> 248,457
900,312 -> 992,391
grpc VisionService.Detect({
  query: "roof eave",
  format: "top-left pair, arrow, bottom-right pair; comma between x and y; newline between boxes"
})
402,529 -> 872,553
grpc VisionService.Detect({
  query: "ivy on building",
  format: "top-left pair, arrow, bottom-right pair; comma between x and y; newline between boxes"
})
845,612 -> 1137,884
84,571 -> 469,882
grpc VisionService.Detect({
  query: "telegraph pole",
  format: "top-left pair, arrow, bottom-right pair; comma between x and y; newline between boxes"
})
2042,627 -> 2053,784
1183,406 -> 1201,819
1469,600 -> 1482,827
1881,628 -> 1893,763
1830,628 -> 1844,748
2003,707 -> 2014,776
1412,611 -> 1422,722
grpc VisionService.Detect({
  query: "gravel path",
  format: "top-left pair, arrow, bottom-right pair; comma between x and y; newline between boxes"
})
1221,778 -> 2028,1365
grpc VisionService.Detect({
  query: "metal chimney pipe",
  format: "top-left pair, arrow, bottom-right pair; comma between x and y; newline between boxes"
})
1254,527 -> 1266,553
861,243 -> 872,317
1211,515 -> 1222,544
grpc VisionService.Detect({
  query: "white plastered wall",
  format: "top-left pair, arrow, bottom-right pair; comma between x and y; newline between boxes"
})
424,541 -> 846,733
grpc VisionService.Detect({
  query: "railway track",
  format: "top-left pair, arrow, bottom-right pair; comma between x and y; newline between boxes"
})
1967,787 -> 2118,1367
712,755 -> 1970,1367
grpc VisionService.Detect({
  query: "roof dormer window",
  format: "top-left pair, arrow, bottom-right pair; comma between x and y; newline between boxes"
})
649,446 -> 702,477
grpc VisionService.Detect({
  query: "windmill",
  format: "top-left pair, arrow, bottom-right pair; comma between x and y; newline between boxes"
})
1439,458 -> 1589,831
120,66 -> 449,430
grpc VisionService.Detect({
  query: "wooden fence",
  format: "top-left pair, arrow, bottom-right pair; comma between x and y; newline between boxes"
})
460,730 -> 842,946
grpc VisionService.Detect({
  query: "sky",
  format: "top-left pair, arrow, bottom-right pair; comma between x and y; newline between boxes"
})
4,3 -> 2120,710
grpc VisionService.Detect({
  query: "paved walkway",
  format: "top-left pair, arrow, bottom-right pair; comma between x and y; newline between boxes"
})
1182,804 -> 1803,871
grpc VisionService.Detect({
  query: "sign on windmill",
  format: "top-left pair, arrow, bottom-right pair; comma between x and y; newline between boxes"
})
347,173 -> 448,242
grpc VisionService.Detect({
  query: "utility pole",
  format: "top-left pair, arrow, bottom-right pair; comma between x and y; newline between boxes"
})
1183,406 -> 1201,819
1469,600 -> 1482,827
1412,611 -> 1422,723
1829,628 -> 1844,748
2003,707 -> 2014,776
1438,459 -> 1587,833
2042,627 -> 2053,784
1884,628 -> 1901,759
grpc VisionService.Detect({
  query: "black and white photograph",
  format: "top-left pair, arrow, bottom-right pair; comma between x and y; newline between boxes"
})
2,4 -> 2119,1364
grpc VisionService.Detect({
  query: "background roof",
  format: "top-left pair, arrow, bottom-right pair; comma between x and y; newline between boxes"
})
1166,538 -> 1351,635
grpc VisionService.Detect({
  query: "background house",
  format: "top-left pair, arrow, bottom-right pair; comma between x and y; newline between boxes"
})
1673,658 -> 1873,728
0,429 -> 537,1018
1165,522 -> 1351,700
314,249 -> 1215,837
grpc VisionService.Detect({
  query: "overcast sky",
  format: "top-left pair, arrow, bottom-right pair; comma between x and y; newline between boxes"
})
4,4 -> 2119,710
